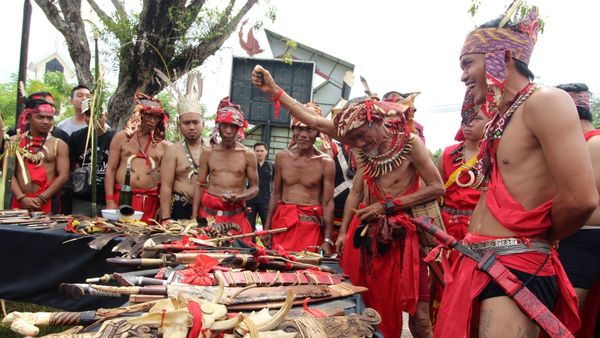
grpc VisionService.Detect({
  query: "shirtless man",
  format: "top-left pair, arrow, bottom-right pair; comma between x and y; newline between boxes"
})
104,93 -> 170,222
252,69 -> 443,338
160,99 -> 205,221
556,83 -> 600,336
11,92 -> 69,214
191,97 -> 258,238
264,103 -> 335,254
433,7 -> 598,337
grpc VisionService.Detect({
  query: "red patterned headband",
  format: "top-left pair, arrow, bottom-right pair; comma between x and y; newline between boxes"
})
568,91 -> 590,111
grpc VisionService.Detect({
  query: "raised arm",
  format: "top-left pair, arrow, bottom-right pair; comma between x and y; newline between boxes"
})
252,65 -> 340,139
159,144 -> 177,221
526,87 -> 599,240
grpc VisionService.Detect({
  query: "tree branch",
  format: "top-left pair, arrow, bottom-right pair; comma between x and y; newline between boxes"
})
86,0 -> 117,32
168,0 -> 257,77
34,0 -> 68,33
110,0 -> 130,28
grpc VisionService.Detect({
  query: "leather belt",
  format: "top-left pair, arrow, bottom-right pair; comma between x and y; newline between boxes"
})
201,205 -> 243,217
299,214 -> 321,224
441,205 -> 472,216
172,193 -> 190,205
463,238 -> 551,256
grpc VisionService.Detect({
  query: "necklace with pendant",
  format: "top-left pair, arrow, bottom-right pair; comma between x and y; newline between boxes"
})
184,140 -> 202,181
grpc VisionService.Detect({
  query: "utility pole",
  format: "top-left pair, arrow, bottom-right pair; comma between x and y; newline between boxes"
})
16,0 -> 32,123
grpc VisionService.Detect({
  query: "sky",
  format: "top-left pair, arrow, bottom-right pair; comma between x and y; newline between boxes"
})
1,0 -> 599,152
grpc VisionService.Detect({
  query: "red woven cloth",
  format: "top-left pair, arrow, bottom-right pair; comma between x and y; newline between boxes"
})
357,179 -> 423,338
114,184 -> 159,222
440,142 -> 481,240
434,161 -> 580,337
271,202 -> 323,252
198,191 -> 252,243
340,202 -> 365,285
10,137 -> 51,213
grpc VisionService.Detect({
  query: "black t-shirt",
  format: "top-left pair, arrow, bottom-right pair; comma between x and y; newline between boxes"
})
247,160 -> 274,205
68,128 -> 115,201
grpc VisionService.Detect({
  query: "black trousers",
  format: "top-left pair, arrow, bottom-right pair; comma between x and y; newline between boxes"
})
246,202 -> 268,230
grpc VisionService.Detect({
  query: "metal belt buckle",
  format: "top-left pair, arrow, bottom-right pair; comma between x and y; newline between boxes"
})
217,210 -> 224,216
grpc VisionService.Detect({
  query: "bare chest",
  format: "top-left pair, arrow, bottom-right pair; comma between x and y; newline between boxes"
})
282,157 -> 323,187
209,150 -> 246,175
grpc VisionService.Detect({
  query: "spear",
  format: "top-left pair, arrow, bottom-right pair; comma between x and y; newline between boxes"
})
84,31 -> 103,217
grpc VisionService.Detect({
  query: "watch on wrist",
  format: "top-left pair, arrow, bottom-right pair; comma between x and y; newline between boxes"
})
323,238 -> 334,246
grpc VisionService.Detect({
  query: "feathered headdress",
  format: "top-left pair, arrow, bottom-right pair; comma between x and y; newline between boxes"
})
154,68 -> 204,119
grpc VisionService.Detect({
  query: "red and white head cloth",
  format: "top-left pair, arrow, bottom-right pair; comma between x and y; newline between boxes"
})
17,92 -> 56,132
333,94 -> 418,137
125,92 -> 168,144
211,96 -> 248,144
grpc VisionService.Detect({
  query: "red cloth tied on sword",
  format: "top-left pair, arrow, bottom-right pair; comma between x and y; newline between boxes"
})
271,202 -> 323,252
357,178 -> 424,338
114,184 -> 159,223
433,161 -> 580,337
198,191 -> 252,243
10,137 -> 52,213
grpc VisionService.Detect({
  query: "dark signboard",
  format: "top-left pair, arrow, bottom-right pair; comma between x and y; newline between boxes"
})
230,57 -> 315,126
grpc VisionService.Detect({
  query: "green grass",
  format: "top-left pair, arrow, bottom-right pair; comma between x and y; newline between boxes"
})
0,301 -> 69,337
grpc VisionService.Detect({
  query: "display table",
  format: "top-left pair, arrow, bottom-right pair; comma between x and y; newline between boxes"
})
0,224 -> 129,311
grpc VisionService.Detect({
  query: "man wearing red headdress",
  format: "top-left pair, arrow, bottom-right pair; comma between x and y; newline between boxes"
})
264,103 -> 335,254
11,92 -> 69,213
105,93 -> 170,222
191,97 -> 258,239
433,5 -> 598,337
252,70 -> 444,338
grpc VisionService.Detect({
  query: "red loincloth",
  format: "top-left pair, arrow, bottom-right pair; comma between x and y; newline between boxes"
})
271,202 -> 323,252
340,202 -> 365,285
440,142 -> 481,240
11,138 -> 52,213
434,162 -> 580,337
357,178 -> 425,338
114,184 -> 159,222
198,191 -> 252,243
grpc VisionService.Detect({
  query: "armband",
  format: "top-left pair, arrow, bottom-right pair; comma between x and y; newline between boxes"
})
270,87 -> 284,119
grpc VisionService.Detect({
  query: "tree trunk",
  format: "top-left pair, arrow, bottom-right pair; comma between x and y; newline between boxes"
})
34,0 -> 94,87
